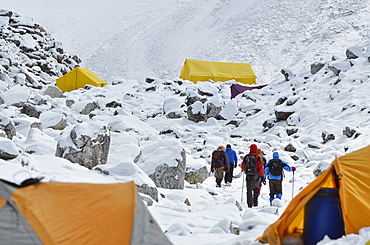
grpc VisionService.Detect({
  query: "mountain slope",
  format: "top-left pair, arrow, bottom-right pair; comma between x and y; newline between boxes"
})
2,0 -> 370,84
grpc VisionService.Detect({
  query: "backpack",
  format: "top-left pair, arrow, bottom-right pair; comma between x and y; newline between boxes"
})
243,154 -> 258,176
269,159 -> 284,176
211,150 -> 225,169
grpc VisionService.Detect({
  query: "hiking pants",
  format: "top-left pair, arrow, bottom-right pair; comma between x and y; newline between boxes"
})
269,179 -> 283,198
215,168 -> 224,187
246,174 -> 260,207
224,164 -> 234,183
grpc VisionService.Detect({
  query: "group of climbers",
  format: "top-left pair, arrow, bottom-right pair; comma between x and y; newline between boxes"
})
211,143 -> 296,208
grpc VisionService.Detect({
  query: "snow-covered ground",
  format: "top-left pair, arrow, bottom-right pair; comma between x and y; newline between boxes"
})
2,0 -> 370,244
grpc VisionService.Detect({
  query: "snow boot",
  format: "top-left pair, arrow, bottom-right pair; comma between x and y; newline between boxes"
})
269,197 -> 274,206
276,193 -> 282,199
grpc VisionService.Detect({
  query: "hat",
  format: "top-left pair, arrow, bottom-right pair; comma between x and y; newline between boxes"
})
250,144 -> 257,152
217,146 -> 226,152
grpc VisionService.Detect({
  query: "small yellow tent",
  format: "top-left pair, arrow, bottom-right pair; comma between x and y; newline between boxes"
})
56,67 -> 108,92
0,180 -> 172,245
180,59 -> 257,84
259,145 -> 370,245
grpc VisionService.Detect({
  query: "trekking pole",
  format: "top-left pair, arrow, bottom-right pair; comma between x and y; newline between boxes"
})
292,170 -> 295,199
241,171 -> 245,203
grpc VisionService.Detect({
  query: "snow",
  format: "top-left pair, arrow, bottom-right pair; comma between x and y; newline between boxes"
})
1,0 -> 370,244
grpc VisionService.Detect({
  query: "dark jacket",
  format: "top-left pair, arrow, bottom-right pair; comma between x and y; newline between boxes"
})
211,150 -> 230,171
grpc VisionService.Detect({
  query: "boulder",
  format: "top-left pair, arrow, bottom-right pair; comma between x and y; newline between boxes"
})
137,139 -> 186,189
275,110 -> 295,121
55,122 -> 110,169
42,85 -> 64,98
0,113 -> 16,139
346,46 -> 364,59
187,101 -> 207,123
0,137 -> 19,160
310,62 -> 325,74
185,166 -> 208,184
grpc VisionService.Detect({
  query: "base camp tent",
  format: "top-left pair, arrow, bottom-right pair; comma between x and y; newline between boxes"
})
56,67 -> 108,92
180,59 -> 257,84
230,84 -> 267,99
258,145 -> 370,245
0,179 -> 172,245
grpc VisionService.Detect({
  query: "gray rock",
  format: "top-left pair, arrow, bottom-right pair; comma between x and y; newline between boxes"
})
0,138 -> 19,160
275,110 -> 295,121
281,68 -> 294,81
184,198 -> 191,206
230,222 -> 240,235
20,103 -> 42,118
286,128 -> 298,136
187,102 -> 206,123
149,149 -> 186,189
284,143 -> 296,152
136,183 -> 159,202
262,118 -> 276,132
322,132 -> 335,144
0,114 -> 16,139
346,46 -> 364,59
310,62 -> 325,74
206,102 -> 222,118
55,122 -> 110,169
43,86 -> 64,98
184,166 -> 208,184
80,101 -> 100,115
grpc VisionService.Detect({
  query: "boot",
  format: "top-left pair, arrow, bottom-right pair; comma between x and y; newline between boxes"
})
216,179 -> 222,187
276,193 -> 282,199
269,197 -> 274,206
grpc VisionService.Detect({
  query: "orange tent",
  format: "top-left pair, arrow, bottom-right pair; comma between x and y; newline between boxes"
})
0,180 -> 172,245
259,145 -> 370,244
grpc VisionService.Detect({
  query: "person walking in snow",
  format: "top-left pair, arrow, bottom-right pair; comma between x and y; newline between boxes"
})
224,144 -> 238,185
264,151 -> 296,206
241,144 -> 264,208
211,146 -> 230,187
257,148 -> 267,195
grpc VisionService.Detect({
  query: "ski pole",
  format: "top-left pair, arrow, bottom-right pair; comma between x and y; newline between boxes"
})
241,171 -> 245,203
292,170 -> 294,199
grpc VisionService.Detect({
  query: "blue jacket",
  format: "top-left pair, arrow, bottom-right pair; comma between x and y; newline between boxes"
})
226,148 -> 238,167
264,152 -> 293,180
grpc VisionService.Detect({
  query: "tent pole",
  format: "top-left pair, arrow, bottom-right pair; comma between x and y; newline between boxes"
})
292,170 -> 295,199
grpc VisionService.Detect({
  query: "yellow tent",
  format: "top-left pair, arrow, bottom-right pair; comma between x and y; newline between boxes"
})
259,145 -> 370,245
0,180 -> 172,245
180,59 -> 257,84
56,66 -> 108,92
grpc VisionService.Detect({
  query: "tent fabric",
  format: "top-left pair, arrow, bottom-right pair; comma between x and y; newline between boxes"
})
258,145 -> 370,245
56,67 -> 108,92
0,180 -> 172,245
180,59 -> 257,84
230,84 -> 267,99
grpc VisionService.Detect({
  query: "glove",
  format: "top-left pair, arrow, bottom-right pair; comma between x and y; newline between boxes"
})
211,168 -> 214,173
234,164 -> 237,168
292,166 -> 296,171
260,176 -> 266,185
225,169 -> 229,172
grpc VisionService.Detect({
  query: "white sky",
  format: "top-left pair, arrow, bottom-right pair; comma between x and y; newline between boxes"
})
1,0 -> 370,244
